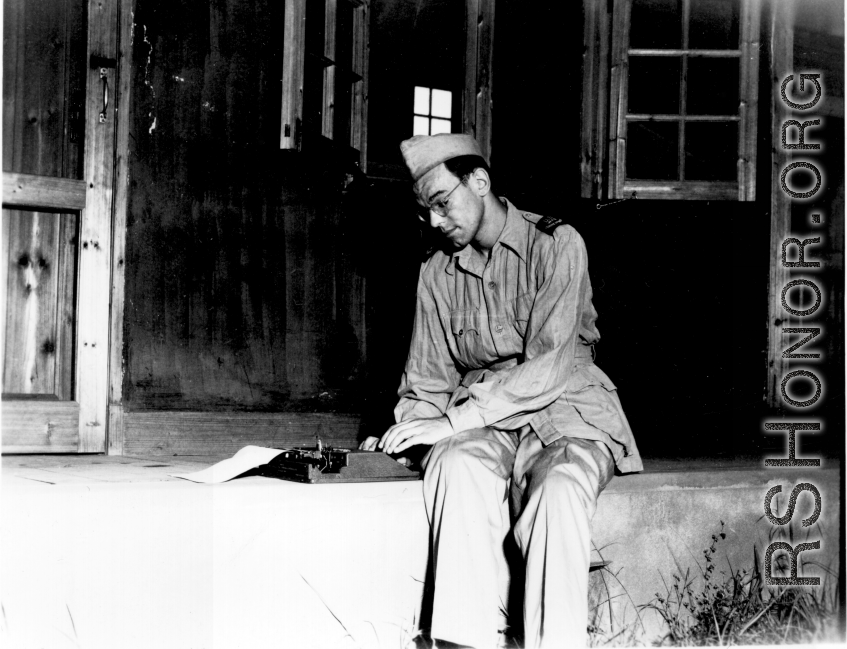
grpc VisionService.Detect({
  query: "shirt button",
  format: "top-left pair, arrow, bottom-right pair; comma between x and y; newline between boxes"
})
458,329 -> 464,337
488,281 -> 496,289
495,324 -> 503,333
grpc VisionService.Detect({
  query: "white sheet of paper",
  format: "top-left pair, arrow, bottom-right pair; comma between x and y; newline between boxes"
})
170,445 -> 286,483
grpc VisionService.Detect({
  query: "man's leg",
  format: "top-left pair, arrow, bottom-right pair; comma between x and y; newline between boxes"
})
511,434 -> 614,649
421,427 -> 518,649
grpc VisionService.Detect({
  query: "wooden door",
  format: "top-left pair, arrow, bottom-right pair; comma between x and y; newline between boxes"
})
2,0 -> 125,453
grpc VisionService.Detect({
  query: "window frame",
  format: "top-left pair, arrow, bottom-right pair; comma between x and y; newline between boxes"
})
280,0 -> 370,169
602,0 -> 762,201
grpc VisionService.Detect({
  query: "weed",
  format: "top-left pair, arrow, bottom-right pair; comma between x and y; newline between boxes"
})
639,521 -> 840,646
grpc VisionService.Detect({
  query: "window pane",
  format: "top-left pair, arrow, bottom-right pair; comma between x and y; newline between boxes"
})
684,122 -> 737,181
413,116 -> 430,135
686,58 -> 739,115
630,0 -> 682,49
626,121 -> 679,180
430,118 -> 452,135
414,86 -> 431,115
689,0 -> 740,50
628,57 -> 681,114
431,89 -> 452,118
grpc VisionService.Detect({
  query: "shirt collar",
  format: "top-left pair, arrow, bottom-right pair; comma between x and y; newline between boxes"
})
496,197 -> 528,262
445,197 -> 527,276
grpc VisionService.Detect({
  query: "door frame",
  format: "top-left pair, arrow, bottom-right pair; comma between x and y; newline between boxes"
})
1,0 -> 133,454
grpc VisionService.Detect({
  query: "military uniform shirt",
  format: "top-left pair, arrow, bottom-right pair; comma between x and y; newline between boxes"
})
394,198 -> 642,473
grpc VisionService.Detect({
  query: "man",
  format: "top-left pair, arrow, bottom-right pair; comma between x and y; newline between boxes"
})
360,133 -> 642,648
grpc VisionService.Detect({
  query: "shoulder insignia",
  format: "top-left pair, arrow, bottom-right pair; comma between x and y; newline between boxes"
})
535,215 -> 566,235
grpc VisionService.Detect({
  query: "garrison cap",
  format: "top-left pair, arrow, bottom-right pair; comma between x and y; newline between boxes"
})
400,133 -> 485,182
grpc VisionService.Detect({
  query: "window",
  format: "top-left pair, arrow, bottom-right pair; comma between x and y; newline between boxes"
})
282,0 -> 495,177
280,0 -> 369,166
604,0 -> 761,200
413,86 -> 453,136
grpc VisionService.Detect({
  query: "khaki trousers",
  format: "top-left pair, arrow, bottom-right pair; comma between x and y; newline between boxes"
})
421,427 -> 615,649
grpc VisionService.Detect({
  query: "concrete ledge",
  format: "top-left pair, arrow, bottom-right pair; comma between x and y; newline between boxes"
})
590,460 -> 841,643
2,456 -> 841,646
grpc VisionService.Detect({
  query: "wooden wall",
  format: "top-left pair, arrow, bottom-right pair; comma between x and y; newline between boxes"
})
125,0 -> 372,415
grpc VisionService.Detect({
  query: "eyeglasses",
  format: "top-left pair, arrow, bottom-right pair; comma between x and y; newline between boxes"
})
417,180 -> 463,220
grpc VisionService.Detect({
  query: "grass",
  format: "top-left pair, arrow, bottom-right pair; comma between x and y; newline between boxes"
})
609,520 -> 843,646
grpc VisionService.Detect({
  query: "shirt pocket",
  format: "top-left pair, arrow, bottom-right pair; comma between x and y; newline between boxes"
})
449,309 -> 481,364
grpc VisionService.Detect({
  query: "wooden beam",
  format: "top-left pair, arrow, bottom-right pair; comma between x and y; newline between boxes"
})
580,0 -> 611,199
122,411 -> 363,456
621,180 -> 738,200
107,0 -> 134,455
77,0 -> 119,452
581,0 -> 598,198
738,0 -> 762,201
766,0 -> 795,408
607,0 -> 631,200
463,0 -> 479,144
2,400 -> 80,453
321,0 -> 337,139
281,0 -> 307,149
349,1 -> 369,169
463,0 -> 494,162
2,172 -> 86,211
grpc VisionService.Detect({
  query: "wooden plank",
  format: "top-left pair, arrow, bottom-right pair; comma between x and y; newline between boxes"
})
25,0 -> 69,177
0,211 -> 10,384
737,0 -> 762,201
580,0 -> 612,199
463,0 -> 479,142
2,0 -> 25,173
475,0 -> 494,162
3,172 -> 87,210
123,411 -> 362,456
594,1 -> 611,199
321,0 -> 337,139
107,0 -> 134,455
766,0 -> 794,408
580,0 -> 598,197
2,210 -> 63,396
607,0 -> 631,199
63,0 -> 88,179
108,403 -> 124,455
281,0 -> 307,149
1,399 -> 80,453
3,0 -> 85,178
463,0 -> 494,161
54,212 -> 77,400
3,0 -> 72,178
77,0 -> 120,451
349,1 -> 369,169
678,0 -> 689,181
621,180 -> 738,200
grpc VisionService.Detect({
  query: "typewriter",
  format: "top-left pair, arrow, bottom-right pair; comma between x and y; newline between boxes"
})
255,439 -> 420,484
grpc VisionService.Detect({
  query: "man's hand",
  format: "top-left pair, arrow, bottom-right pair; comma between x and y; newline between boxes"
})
380,416 -> 455,455
359,436 -> 379,451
